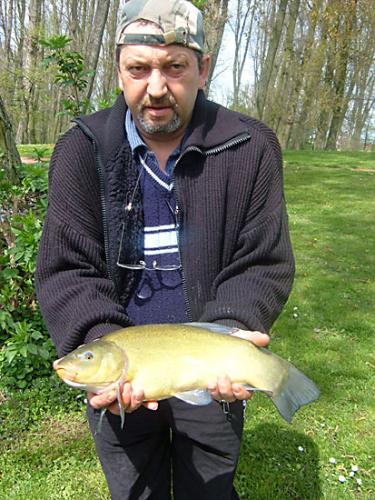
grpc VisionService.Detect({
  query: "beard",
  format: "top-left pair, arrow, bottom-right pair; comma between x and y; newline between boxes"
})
135,97 -> 182,135
138,111 -> 182,134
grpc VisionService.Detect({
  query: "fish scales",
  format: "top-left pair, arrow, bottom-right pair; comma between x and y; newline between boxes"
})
54,322 -> 320,423
104,324 -> 287,399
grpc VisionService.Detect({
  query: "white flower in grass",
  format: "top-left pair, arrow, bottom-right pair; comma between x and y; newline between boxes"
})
298,446 -> 304,452
329,457 -> 336,464
338,475 -> 346,483
356,478 -> 362,486
351,465 -> 359,473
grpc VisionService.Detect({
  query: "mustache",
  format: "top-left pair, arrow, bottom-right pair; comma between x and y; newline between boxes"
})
139,95 -> 177,109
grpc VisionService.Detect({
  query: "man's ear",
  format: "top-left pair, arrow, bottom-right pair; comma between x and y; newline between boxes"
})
117,70 -> 124,91
198,55 -> 211,90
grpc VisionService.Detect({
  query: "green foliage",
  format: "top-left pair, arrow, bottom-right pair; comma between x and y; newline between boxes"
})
31,146 -> 50,162
0,159 -> 54,390
17,144 -> 54,157
192,0 -> 206,10
39,35 -> 121,117
0,321 -> 55,389
97,88 -> 122,110
39,35 -> 92,117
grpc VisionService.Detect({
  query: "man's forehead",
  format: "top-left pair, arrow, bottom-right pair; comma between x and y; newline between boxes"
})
120,43 -> 194,63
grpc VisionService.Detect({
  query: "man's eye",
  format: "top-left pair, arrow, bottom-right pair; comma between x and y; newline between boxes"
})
128,66 -> 147,76
166,64 -> 185,75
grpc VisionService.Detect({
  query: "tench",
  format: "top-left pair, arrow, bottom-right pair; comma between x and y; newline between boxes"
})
53,322 -> 319,425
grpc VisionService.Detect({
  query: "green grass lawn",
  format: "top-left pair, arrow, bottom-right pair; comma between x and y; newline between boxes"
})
1,150 -> 374,499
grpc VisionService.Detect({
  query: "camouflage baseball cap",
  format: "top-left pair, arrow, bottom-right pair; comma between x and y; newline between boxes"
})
116,0 -> 205,53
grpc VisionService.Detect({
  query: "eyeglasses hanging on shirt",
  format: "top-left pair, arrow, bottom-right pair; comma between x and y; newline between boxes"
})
116,157 -> 181,272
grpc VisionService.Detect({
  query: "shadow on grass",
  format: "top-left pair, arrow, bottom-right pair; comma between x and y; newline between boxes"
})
236,423 -> 321,499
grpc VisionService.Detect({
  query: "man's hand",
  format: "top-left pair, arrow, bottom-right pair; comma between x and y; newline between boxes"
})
207,329 -> 270,402
87,383 -> 158,415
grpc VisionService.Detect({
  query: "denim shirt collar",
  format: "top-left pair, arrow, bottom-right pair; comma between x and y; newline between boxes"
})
125,109 -> 147,153
125,109 -> 184,175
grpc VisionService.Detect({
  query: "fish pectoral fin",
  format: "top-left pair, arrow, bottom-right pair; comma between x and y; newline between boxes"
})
242,384 -> 273,396
116,382 -> 126,429
174,389 -> 212,406
95,407 -> 107,435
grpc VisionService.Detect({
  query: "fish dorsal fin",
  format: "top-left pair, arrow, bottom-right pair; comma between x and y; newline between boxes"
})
185,322 -> 240,336
174,389 -> 212,406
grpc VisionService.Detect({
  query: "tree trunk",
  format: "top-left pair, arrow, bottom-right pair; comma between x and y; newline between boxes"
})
350,74 -> 375,149
231,0 -> 255,109
266,0 -> 301,133
256,0 -> 289,120
0,95 -> 21,184
85,0 -> 111,103
100,0 -> 121,99
325,0 -> 358,150
204,0 -> 230,94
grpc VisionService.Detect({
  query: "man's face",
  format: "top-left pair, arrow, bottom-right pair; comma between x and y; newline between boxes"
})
117,28 -> 209,140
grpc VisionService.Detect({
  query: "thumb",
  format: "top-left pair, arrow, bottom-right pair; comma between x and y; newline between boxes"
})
232,329 -> 270,347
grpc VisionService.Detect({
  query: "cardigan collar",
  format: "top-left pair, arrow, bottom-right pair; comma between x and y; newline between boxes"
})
75,90 -> 251,163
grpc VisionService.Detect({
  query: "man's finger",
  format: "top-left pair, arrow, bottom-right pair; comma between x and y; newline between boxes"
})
127,389 -> 145,412
232,383 -> 254,400
215,375 -> 236,402
87,390 -> 117,410
143,401 -> 159,410
232,329 -> 270,347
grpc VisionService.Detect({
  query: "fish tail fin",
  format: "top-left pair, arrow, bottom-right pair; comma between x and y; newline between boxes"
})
271,364 -> 320,423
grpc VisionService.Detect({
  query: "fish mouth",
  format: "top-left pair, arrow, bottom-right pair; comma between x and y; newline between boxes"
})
55,367 -> 77,382
53,360 -> 77,382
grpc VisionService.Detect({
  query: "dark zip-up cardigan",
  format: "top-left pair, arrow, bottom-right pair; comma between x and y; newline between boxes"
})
36,92 -> 295,357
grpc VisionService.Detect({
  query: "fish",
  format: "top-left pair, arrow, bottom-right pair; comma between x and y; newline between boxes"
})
53,322 -> 320,427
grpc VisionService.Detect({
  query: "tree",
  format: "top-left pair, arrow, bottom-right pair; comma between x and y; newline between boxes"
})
0,94 -> 21,184
84,0 -> 111,102
256,0 -> 289,120
325,0 -> 359,150
202,0 -> 230,93
230,0 -> 256,109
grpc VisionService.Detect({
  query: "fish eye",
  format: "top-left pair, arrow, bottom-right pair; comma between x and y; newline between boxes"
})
78,351 -> 95,361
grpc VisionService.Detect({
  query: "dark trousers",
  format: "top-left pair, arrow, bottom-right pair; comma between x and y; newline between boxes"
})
87,398 -> 244,500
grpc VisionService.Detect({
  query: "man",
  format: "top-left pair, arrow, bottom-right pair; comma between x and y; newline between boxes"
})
36,1 -> 294,498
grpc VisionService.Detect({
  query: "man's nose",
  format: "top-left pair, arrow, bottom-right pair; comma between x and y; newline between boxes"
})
147,69 -> 168,99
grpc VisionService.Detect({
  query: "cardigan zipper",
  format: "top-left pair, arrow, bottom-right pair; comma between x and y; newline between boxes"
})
204,132 -> 251,156
173,131 -> 252,321
73,119 -> 112,281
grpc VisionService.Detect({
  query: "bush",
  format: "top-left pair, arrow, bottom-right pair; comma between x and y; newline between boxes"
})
0,159 -> 56,390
